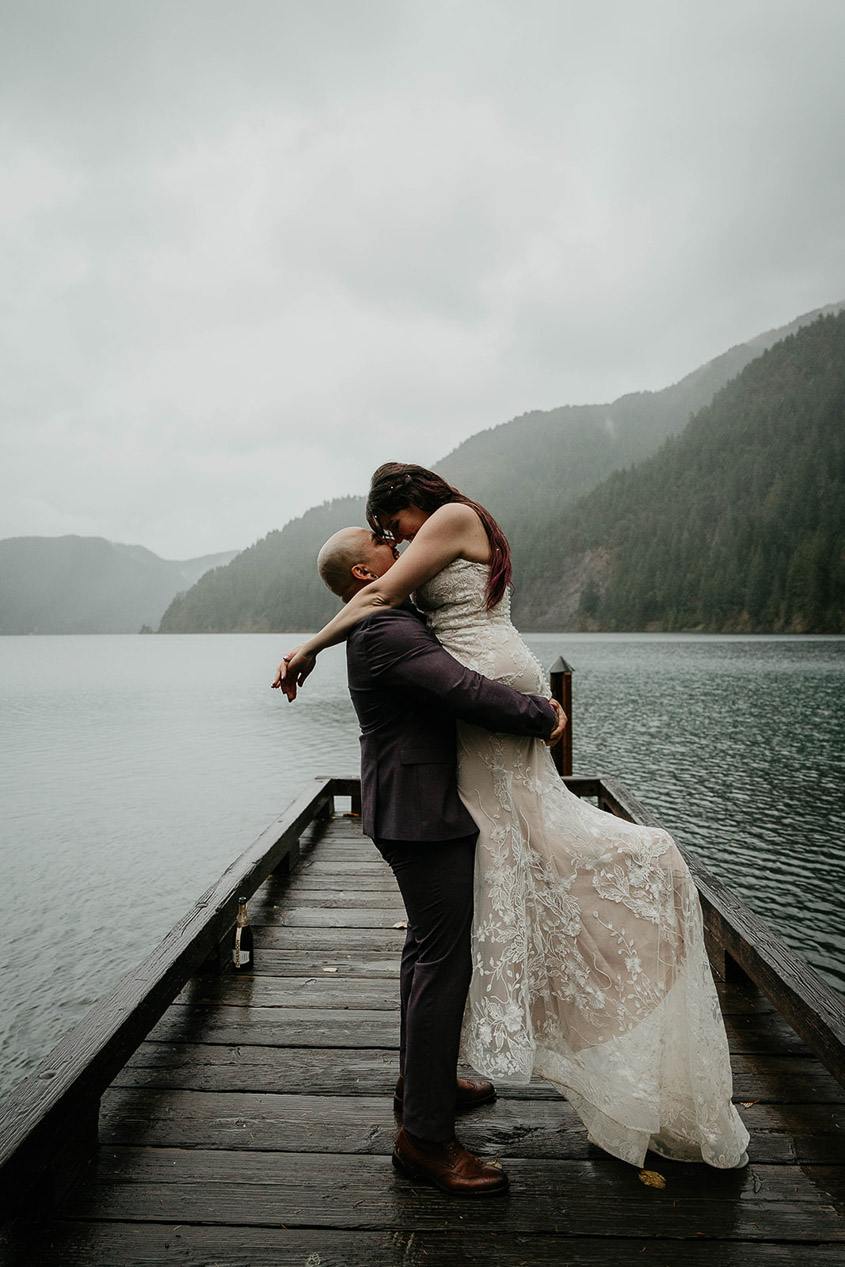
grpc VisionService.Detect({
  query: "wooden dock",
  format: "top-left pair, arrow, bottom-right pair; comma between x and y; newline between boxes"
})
2,776 -> 845,1265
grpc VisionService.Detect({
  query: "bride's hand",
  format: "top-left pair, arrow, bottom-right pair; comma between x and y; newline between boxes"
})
271,646 -> 317,701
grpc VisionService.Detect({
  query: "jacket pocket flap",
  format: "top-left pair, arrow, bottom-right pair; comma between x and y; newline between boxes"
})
400,747 -> 450,765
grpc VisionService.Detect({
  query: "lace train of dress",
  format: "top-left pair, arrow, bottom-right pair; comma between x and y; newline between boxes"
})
415,560 -> 749,1169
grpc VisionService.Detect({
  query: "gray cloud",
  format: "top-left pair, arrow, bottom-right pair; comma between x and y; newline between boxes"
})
1,0 -> 844,556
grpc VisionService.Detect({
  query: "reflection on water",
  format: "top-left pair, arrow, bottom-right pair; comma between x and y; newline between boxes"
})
0,632 -> 843,1099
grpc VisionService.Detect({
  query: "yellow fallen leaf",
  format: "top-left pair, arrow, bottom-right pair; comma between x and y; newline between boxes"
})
392,921 -> 408,929
322,966 -> 338,973
638,1169 -> 666,1189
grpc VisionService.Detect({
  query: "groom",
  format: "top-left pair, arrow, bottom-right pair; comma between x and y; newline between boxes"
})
299,527 -> 564,1196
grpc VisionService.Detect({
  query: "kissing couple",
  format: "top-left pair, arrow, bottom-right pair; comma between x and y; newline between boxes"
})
273,462 -> 749,1196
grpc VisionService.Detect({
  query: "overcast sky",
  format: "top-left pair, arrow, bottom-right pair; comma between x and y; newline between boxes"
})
1,0 -> 844,558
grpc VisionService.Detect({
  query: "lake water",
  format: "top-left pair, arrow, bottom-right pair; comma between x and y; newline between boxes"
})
1,632 -> 843,1101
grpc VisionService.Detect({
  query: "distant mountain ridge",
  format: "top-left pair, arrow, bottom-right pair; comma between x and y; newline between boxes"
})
0,537 -> 239,634
514,310 -> 845,632
435,301 -> 845,591
159,300 -> 843,634
159,498 -> 366,633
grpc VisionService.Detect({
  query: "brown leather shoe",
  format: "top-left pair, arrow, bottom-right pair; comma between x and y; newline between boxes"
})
392,1127 -> 509,1196
393,1075 -> 496,1113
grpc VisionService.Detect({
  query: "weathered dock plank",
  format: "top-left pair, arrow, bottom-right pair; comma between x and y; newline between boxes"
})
7,1224 -> 844,1267
145,998 -> 812,1055
148,1003 -> 401,1047
114,1042 -> 845,1105
54,1150 -> 845,1242
240,951 -> 403,976
95,1087 -> 845,1166
253,926 -> 406,952
176,975 -> 401,1009
270,907 -> 409,928
260,889 -> 404,909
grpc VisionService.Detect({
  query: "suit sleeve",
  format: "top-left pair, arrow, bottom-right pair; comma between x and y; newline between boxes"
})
361,611 -> 556,739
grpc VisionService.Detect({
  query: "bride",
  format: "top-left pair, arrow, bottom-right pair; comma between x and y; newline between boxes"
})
277,462 -> 749,1170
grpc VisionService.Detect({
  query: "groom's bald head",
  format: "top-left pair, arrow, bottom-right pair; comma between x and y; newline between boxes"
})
318,527 -> 398,602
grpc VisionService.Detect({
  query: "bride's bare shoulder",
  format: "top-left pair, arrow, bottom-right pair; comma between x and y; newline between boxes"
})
427,502 -> 480,529
423,502 -> 490,562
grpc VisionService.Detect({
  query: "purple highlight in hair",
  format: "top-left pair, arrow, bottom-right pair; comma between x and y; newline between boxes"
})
366,462 -> 512,610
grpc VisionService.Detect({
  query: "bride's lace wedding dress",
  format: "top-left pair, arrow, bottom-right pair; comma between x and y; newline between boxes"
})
415,559 -> 749,1169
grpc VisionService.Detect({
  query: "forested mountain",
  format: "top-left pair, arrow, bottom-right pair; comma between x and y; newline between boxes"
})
436,302 -> 843,593
514,311 -> 845,632
0,537 -> 238,634
159,497 -> 365,632
158,301 -> 844,634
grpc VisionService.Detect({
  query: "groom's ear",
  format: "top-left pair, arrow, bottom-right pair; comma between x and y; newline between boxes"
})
351,563 -> 377,581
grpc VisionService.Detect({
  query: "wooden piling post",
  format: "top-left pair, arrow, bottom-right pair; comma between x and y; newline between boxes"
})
549,655 -> 574,777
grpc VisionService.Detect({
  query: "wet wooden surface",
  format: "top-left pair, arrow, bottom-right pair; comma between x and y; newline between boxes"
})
3,811 -> 844,1266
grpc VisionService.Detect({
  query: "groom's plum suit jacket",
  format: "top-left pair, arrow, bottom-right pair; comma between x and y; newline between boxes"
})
346,604 -> 556,842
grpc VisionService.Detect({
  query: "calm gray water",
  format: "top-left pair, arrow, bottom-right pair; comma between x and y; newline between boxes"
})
1,633 -> 843,1100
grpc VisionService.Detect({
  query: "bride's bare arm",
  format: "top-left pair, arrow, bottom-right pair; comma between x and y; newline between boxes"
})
272,503 -> 482,699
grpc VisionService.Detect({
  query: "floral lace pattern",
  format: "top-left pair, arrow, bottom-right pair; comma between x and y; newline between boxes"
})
415,560 -> 749,1168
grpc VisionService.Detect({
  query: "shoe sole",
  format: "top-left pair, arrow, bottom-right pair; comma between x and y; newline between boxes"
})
393,1090 -> 497,1113
392,1151 -> 509,1197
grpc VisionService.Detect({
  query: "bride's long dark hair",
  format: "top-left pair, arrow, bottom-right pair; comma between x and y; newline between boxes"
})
366,462 -> 512,610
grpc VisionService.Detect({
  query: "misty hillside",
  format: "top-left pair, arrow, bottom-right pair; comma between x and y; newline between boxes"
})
0,537 -> 239,634
435,301 -> 844,589
158,301 -> 843,634
159,498 -> 366,633
513,311 -> 845,632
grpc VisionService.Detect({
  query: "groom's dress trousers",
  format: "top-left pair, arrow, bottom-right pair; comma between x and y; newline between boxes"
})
346,604 -> 555,1142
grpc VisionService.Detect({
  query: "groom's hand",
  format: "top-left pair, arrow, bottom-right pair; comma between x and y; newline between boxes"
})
546,699 -> 567,746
